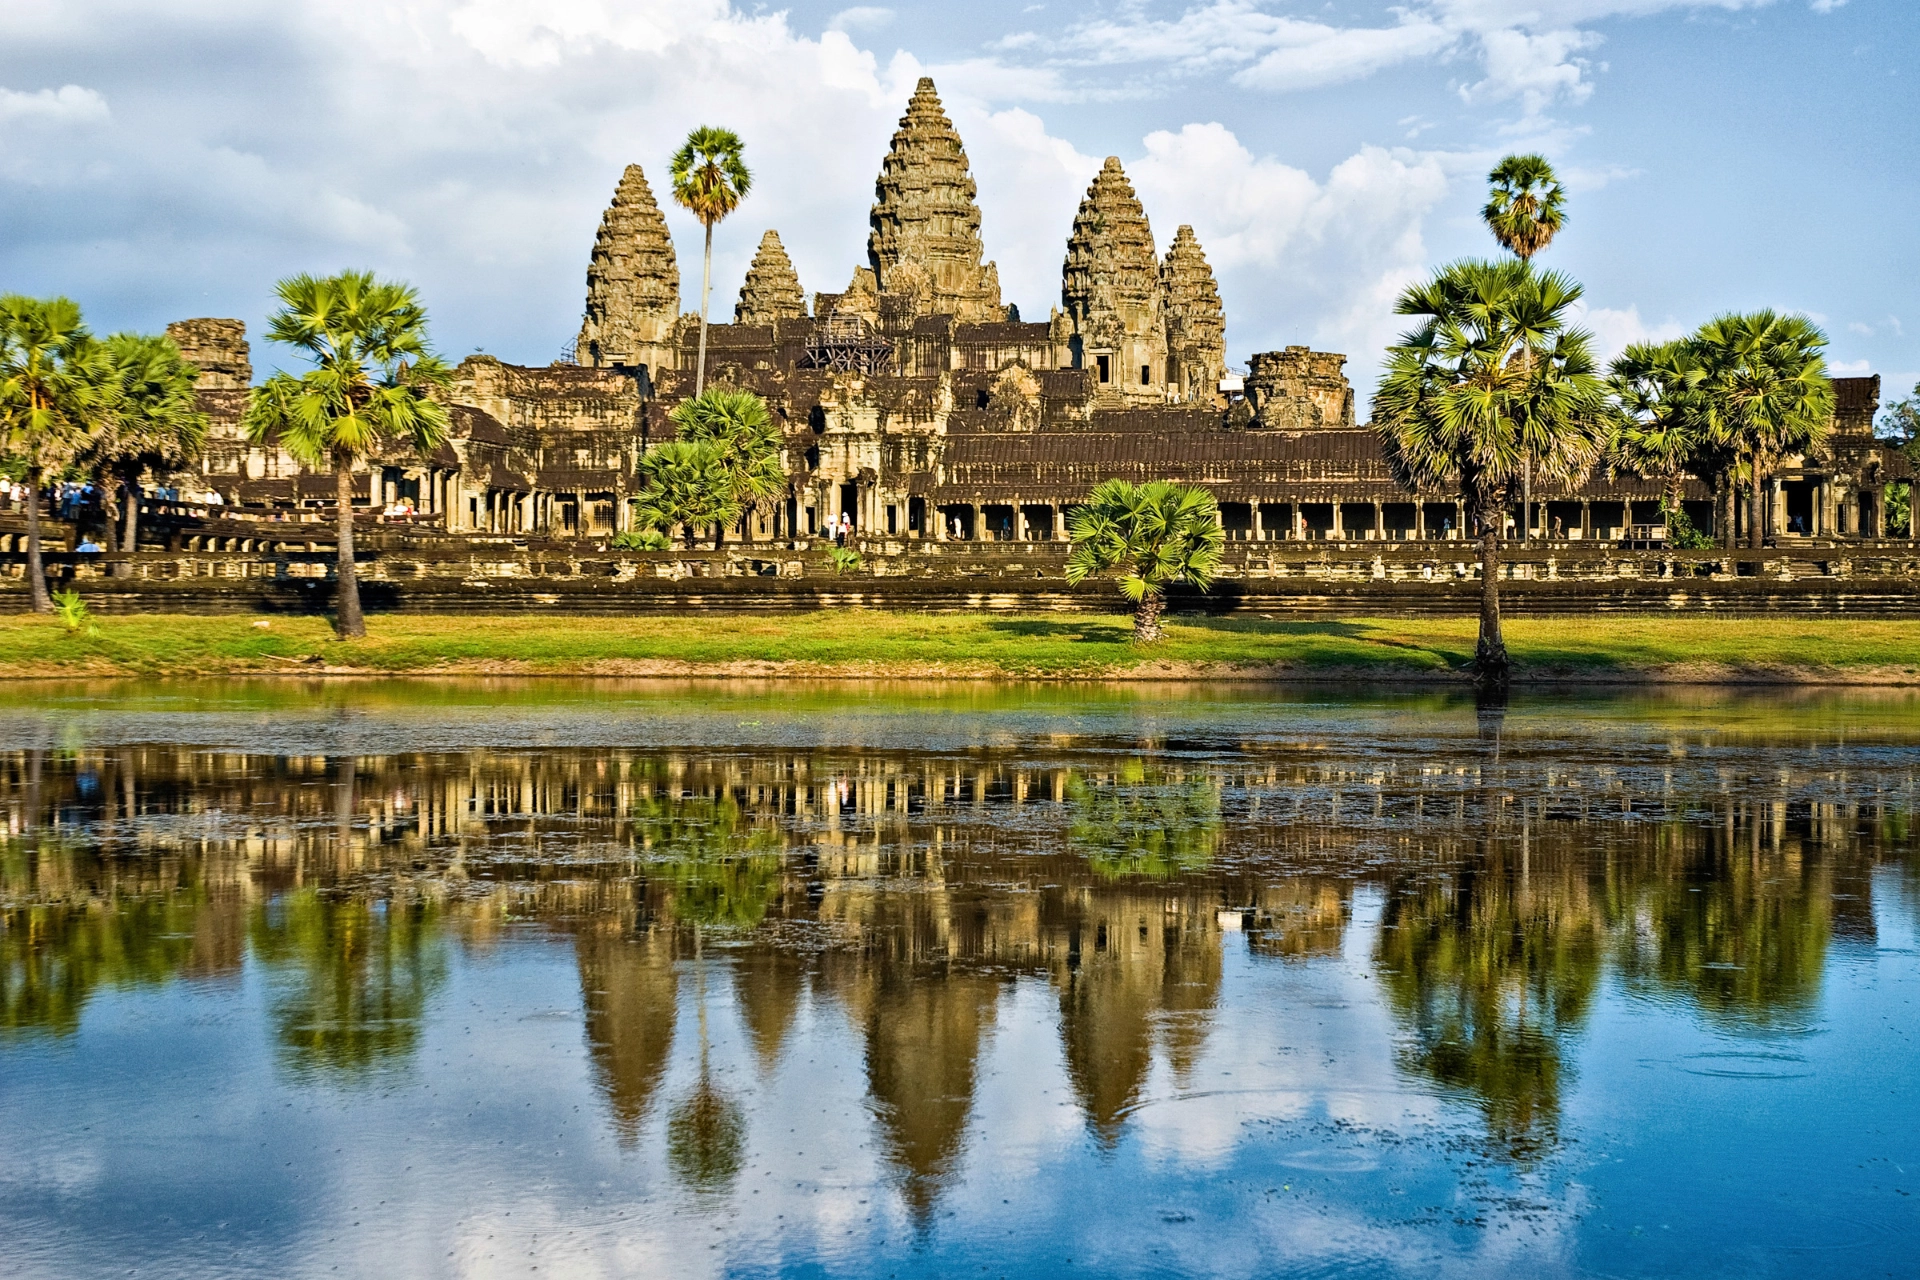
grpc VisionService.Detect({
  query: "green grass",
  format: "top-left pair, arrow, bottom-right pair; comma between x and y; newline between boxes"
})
0,611 -> 1915,681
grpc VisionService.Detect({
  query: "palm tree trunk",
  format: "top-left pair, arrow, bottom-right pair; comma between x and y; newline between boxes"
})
121,473 -> 140,561
1133,592 -> 1165,643
696,222 -> 713,395
334,453 -> 366,639
1475,506 -> 1508,685
24,467 -> 51,613
1520,458 -> 1531,544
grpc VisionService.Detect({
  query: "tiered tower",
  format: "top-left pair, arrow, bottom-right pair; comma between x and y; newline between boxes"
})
735,230 -> 807,325
1160,225 -> 1226,405
866,77 -> 1004,322
1061,158 -> 1166,400
576,164 -> 679,370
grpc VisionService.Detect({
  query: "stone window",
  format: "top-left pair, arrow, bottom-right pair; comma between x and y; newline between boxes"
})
1140,364 -> 1150,386
1096,354 -> 1110,383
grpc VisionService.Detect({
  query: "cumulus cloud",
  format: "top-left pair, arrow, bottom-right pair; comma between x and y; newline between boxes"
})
827,6 -> 894,33
1574,303 -> 1687,361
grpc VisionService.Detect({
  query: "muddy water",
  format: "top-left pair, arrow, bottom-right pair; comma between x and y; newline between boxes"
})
1,681 -> 1917,1278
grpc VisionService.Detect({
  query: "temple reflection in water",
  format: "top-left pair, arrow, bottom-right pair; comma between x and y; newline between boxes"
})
3,737 -> 1914,1199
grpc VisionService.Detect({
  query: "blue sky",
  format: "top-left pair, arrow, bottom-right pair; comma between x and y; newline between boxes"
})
0,0 -> 1913,403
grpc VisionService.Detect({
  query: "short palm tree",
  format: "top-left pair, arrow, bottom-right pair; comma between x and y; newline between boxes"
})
1691,311 -> 1833,550
1373,258 -> 1611,684
1482,154 -> 1567,262
634,440 -> 738,548
83,332 -> 208,567
1608,339 -> 1708,524
670,127 -> 752,396
669,387 -> 785,547
1064,479 -> 1223,642
0,295 -> 104,613
243,271 -> 451,639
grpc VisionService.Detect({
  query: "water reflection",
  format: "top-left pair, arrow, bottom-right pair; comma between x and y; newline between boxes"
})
1,717 -> 1915,1200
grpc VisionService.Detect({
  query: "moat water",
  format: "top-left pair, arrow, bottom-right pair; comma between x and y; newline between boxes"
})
2,681 -> 1917,1279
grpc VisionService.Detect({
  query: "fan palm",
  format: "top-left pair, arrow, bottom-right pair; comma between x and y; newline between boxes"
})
0,295 -> 105,613
669,387 -> 785,547
1607,339 -> 1708,522
1372,258 -> 1611,684
670,127 -> 752,396
1064,479 -> 1223,642
81,332 -> 208,569
1482,154 -> 1567,262
1691,311 -> 1833,550
242,271 -> 451,638
633,440 -> 739,548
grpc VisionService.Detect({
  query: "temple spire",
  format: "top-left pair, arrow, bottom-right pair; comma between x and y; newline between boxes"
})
1161,225 -> 1225,404
867,77 -> 1004,322
577,164 -> 679,369
1061,157 -> 1166,399
735,230 -> 806,325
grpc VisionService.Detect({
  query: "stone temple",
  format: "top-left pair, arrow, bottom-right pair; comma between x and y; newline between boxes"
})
178,77 -> 1902,546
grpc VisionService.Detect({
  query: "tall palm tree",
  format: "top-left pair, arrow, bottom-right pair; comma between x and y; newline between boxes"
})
82,332 -> 208,570
670,127 -> 752,396
1692,311 -> 1833,551
1608,339 -> 1708,530
243,271 -> 451,639
633,439 -> 738,548
1064,479 -> 1223,642
1482,155 -> 1568,542
1373,258 -> 1611,684
1482,154 -> 1567,262
0,295 -> 104,613
669,386 -> 785,547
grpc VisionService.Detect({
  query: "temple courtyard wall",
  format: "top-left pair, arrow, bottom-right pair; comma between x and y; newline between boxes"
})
8,536 -> 1918,618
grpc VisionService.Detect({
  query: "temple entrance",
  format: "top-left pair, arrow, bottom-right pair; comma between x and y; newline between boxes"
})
1021,504 -> 1056,540
908,496 -> 926,535
1783,480 -> 1815,536
839,482 -> 858,529
981,504 -> 1015,540
941,505 -> 975,540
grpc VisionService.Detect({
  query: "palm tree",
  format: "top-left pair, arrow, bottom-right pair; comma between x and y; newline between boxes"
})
633,439 -> 738,548
669,387 -> 786,547
1482,154 -> 1567,262
1482,155 -> 1568,542
0,295 -> 104,613
1608,339 -> 1708,538
1372,258 -> 1611,684
82,332 -> 208,570
1692,311 -> 1833,551
670,127 -> 752,396
1063,479 -> 1223,642
243,271 -> 451,639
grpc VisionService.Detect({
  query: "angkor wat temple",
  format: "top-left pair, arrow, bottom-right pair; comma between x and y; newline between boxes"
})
172,77 -> 1903,547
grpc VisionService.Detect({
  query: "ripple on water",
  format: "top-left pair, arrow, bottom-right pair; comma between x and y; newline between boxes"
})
1670,1051 -> 1812,1080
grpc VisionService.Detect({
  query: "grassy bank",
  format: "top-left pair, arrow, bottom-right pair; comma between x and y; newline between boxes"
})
0,611 -> 1916,682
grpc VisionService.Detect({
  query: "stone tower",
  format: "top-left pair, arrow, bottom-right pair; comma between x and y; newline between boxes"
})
867,77 -> 1004,322
1160,225 -> 1225,405
164,318 -> 251,390
735,230 -> 807,325
576,164 -> 679,370
1061,157 -> 1166,401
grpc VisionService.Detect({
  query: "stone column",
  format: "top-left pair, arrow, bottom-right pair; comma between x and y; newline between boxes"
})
1580,501 -> 1591,541
1455,500 -> 1465,540
1415,501 -> 1426,541
1373,503 -> 1385,540
1014,496 -> 1026,541
1331,501 -> 1343,541
1292,504 -> 1303,540
1251,504 -> 1265,542
1770,478 -> 1785,538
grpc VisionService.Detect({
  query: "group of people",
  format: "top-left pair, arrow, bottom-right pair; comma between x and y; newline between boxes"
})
830,511 -> 853,547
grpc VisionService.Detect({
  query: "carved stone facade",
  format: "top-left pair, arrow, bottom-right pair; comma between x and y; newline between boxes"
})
867,77 -> 1004,324
735,231 -> 807,325
1245,348 -> 1355,431
576,164 -> 679,372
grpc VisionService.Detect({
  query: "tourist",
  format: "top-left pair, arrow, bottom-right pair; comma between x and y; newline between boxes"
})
1552,516 -> 1564,538
77,537 -> 103,553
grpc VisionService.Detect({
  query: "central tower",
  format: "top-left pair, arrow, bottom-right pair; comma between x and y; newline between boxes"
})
867,77 -> 1004,322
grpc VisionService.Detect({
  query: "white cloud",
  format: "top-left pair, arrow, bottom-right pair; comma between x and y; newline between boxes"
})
1462,27 -> 1604,117
1234,20 -> 1455,93
1574,302 -> 1687,361
1809,0 -> 1847,12
0,84 -> 109,123
828,6 -> 894,33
